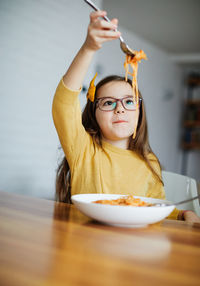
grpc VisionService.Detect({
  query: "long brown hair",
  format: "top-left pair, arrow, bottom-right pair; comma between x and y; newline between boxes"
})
55,75 -> 163,203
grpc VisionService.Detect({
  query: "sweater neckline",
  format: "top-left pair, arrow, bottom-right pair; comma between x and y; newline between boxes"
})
101,140 -> 135,156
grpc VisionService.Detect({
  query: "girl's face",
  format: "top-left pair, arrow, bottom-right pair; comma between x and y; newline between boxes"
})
95,81 -> 139,145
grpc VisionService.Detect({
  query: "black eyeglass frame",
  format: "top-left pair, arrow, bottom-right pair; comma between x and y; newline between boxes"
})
95,96 -> 142,112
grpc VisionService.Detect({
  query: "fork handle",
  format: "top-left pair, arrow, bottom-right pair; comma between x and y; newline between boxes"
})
84,0 -> 110,22
83,0 -> 124,42
174,195 -> 200,206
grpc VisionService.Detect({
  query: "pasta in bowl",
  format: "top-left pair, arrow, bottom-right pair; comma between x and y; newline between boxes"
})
71,194 -> 175,228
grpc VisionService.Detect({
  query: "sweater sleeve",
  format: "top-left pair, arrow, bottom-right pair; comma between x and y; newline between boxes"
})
52,78 -> 91,168
167,208 -> 180,220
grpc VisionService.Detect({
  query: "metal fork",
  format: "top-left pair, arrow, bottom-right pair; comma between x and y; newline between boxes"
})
153,195 -> 200,207
84,0 -> 135,57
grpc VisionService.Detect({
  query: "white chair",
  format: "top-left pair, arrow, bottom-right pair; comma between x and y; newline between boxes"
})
162,171 -> 200,216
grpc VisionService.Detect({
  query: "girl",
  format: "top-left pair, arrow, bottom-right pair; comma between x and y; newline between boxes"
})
52,10 -> 200,223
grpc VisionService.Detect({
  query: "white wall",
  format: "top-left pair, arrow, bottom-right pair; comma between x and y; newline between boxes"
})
0,0 -> 101,199
96,28 -> 184,173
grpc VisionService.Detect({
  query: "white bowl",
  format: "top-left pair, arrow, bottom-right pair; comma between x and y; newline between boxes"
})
71,194 -> 175,228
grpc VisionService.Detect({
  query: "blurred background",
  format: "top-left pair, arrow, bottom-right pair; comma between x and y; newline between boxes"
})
0,0 -> 200,199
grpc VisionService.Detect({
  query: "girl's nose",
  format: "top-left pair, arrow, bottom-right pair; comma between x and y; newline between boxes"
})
114,101 -> 125,114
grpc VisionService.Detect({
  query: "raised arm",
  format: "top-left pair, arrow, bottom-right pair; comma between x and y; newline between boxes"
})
63,10 -> 121,90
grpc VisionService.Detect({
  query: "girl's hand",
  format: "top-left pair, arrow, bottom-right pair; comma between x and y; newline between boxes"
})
183,211 -> 200,223
83,10 -> 121,51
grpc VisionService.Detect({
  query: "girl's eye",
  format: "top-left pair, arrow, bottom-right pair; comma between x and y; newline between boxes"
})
103,100 -> 114,106
125,99 -> 134,105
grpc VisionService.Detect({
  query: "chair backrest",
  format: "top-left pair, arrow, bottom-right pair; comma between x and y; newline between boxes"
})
162,171 -> 200,216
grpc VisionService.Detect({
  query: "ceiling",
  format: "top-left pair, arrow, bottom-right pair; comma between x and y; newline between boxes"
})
102,0 -> 200,66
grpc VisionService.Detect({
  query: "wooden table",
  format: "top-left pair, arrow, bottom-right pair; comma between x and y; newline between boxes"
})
0,191 -> 200,286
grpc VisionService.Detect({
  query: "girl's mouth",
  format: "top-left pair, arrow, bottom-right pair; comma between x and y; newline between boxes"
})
113,120 -> 128,124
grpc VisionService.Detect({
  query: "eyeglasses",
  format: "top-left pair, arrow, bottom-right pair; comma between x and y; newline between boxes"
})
95,96 -> 142,111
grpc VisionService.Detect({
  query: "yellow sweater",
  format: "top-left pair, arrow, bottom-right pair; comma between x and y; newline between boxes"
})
52,78 -> 179,220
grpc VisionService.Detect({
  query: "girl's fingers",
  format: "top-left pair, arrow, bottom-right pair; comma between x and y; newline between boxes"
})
85,11 -> 120,51
95,29 -> 121,39
90,10 -> 107,22
90,11 -> 118,30
111,18 -> 118,26
93,19 -> 118,30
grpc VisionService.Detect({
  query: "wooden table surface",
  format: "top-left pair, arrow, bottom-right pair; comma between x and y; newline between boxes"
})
0,191 -> 200,286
